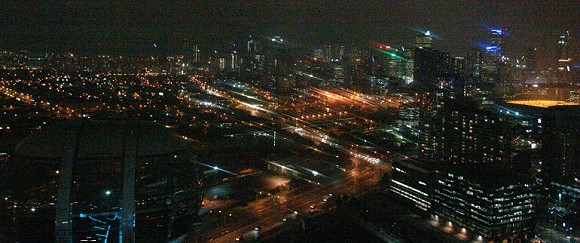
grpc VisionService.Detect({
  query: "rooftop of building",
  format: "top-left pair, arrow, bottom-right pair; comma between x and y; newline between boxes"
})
435,164 -> 531,190
14,119 -> 191,159
393,159 -> 432,174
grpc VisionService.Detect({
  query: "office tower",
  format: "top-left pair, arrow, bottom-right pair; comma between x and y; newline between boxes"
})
420,99 -> 513,166
485,28 -> 505,72
398,47 -> 414,84
488,29 -> 504,56
542,106 -> 580,182
218,56 -> 226,71
330,61 -> 345,83
243,35 -> 263,71
316,45 -> 345,62
465,48 -> 484,96
263,35 -> 290,72
193,44 -> 200,63
525,47 -> 538,74
557,31 -> 572,83
329,45 -> 345,62
313,46 -> 324,60
391,160 -> 432,212
413,48 -> 451,88
431,166 -> 535,241
451,57 -> 466,78
466,48 -> 484,79
397,102 -> 421,128
450,57 -> 467,96
482,29 -> 506,86
247,37 -> 257,53
391,160 -> 536,242
0,120 -> 203,242
415,31 -> 433,49
230,51 -> 240,70
182,39 -> 191,62
323,45 -> 333,61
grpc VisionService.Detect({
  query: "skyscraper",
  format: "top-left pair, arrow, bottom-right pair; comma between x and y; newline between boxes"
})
465,48 -> 484,96
413,47 -> 451,90
488,29 -> 504,56
419,98 -> 513,166
482,29 -> 506,90
415,31 -> 433,49
312,46 -> 323,60
247,37 -> 257,53
431,165 -> 535,241
244,35 -> 262,70
557,31 -> 572,83
399,46 -> 414,84
193,44 -> 200,63
466,48 -> 484,81
541,105 -> 580,182
316,45 -> 345,62
391,160 -> 536,242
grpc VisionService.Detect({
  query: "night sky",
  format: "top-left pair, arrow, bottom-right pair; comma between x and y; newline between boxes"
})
1,0 -> 577,62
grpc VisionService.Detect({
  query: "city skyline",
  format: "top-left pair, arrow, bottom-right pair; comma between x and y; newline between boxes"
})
1,1 -> 578,64
0,1 -> 578,242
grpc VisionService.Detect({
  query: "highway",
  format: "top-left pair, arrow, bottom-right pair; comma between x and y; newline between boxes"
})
188,167 -> 381,242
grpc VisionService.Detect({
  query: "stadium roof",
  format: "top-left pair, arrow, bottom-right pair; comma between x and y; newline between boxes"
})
15,119 -> 190,158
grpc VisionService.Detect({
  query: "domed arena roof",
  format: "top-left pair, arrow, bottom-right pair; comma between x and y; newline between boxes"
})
14,119 -> 189,158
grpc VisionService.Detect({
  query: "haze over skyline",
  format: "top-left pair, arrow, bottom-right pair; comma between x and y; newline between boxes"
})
1,0 -> 578,64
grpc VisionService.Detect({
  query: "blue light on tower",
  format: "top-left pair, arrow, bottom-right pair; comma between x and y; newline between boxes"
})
491,29 -> 503,35
486,46 -> 498,53
486,28 -> 504,55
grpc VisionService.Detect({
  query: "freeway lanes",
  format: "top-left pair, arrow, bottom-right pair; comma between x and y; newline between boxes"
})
188,168 -> 380,242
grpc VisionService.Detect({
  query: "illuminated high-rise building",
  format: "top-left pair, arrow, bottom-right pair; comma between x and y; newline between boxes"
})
193,44 -> 200,63
431,165 -> 535,242
413,47 -> 451,90
312,46 -> 324,60
465,48 -> 484,96
399,46 -> 414,84
317,45 -> 345,62
419,98 -> 513,166
390,160 -> 536,242
466,48 -> 484,80
415,31 -> 433,49
482,29 -> 506,89
230,51 -> 240,70
487,29 -> 504,56
244,35 -> 263,71
247,37 -> 257,53
557,31 -> 572,83
182,39 -> 200,65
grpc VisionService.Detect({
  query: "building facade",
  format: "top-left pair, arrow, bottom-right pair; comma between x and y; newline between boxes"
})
390,160 -> 536,242
432,166 -> 535,241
